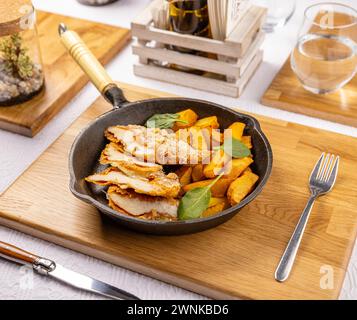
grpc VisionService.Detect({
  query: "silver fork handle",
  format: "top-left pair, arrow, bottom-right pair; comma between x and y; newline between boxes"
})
275,195 -> 316,282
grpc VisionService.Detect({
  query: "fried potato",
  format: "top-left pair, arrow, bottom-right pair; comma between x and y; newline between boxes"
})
182,180 -> 211,192
203,149 -> 231,178
211,178 -> 233,197
200,128 -> 222,151
241,135 -> 252,149
194,116 -> 220,129
225,157 -> 253,180
208,197 -> 227,208
183,177 -> 232,198
176,127 -> 209,152
211,129 -> 224,145
227,171 -> 259,206
176,128 -> 190,143
189,126 -> 209,151
192,164 -> 205,182
173,109 -> 198,131
227,122 -> 246,141
175,165 -> 192,187
202,198 -> 230,217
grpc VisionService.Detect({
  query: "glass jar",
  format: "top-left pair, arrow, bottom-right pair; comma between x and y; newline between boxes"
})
0,0 -> 45,106
77,0 -> 119,6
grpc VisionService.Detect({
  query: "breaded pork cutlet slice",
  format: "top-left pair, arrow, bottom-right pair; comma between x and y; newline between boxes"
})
86,167 -> 180,199
107,186 -> 178,221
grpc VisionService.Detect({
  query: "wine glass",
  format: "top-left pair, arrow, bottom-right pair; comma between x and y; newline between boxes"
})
291,3 -> 357,94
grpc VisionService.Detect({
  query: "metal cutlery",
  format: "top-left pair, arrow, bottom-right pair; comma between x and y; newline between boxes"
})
0,240 -> 140,300
275,152 -> 340,282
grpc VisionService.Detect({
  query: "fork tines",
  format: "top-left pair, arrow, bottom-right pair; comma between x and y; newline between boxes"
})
313,152 -> 340,183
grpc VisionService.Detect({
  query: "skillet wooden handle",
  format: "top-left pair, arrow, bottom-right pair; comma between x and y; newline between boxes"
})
58,23 -> 115,94
0,241 -> 39,266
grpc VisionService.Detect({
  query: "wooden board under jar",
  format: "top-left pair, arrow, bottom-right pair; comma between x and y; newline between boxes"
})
0,10 -> 130,137
261,12 -> 357,128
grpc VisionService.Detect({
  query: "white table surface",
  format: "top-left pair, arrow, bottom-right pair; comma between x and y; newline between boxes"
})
0,0 -> 356,300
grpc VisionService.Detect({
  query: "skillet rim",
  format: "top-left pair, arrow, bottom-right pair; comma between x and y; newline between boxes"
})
68,97 -> 273,227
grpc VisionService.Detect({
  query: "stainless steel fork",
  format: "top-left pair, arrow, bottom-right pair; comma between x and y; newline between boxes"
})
275,153 -> 340,282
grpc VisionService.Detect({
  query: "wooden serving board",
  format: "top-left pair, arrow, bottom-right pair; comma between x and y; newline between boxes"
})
0,11 -> 130,137
261,12 -> 357,128
261,58 -> 357,127
1,83 -> 357,300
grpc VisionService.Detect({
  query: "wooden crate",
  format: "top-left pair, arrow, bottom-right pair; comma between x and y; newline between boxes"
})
131,1 -> 267,97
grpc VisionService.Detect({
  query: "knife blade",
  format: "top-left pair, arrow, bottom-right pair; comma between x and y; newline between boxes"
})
48,264 -> 139,300
0,240 -> 140,300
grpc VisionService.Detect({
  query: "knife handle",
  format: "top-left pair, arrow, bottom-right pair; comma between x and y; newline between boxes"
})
0,240 -> 39,266
0,241 -> 56,275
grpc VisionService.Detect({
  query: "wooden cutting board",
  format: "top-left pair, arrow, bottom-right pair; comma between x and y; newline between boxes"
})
261,12 -> 357,128
0,11 -> 130,137
1,83 -> 357,300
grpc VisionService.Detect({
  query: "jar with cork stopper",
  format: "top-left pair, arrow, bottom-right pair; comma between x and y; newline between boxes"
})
0,0 -> 45,106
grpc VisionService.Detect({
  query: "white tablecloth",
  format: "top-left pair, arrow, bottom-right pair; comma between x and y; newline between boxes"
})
0,0 -> 356,299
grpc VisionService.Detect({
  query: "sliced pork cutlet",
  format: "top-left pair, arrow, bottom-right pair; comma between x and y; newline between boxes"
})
107,186 -> 178,221
105,125 -> 211,165
85,167 -> 180,198
100,143 -> 163,178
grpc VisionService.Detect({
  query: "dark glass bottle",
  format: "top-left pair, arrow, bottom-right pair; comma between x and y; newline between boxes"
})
168,0 -> 210,39
167,0 -> 210,73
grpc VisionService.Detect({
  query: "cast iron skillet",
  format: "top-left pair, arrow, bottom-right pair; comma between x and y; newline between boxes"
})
59,24 -> 273,235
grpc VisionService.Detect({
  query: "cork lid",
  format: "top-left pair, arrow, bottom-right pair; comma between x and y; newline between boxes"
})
0,0 -> 33,36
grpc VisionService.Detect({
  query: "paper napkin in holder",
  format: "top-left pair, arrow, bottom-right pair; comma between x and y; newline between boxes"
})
208,0 -> 251,82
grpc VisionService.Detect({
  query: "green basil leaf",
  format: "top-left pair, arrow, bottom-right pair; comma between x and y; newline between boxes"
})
145,113 -> 187,129
178,173 -> 224,220
222,137 -> 251,158
178,187 -> 211,220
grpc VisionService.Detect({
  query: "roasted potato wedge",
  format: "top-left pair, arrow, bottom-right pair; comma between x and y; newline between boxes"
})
203,149 -> 231,178
175,165 -> 192,187
173,109 -> 198,131
189,126 -> 209,151
227,171 -> 259,206
211,129 -> 224,146
176,127 -> 209,151
241,135 -> 252,149
182,180 -> 211,192
176,128 -> 190,143
200,128 -> 223,150
208,197 -> 227,208
202,198 -> 230,217
194,116 -> 220,129
192,164 -> 205,182
183,177 -> 232,198
211,178 -> 233,197
225,157 -> 253,180
227,122 -> 246,141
